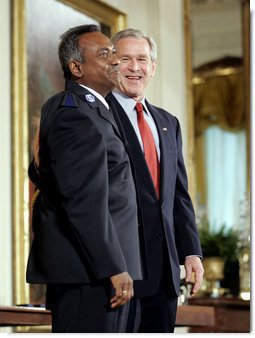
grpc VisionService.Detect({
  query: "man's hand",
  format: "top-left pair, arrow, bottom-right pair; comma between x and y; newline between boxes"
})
110,272 -> 134,308
184,256 -> 204,296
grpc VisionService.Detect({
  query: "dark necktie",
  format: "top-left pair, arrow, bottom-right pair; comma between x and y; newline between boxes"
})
135,102 -> 160,197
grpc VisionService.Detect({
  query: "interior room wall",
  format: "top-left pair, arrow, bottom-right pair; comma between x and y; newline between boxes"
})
191,1 -> 242,67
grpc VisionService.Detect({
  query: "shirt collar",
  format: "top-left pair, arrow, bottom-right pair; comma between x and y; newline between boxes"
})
79,84 -> 109,109
112,88 -> 148,117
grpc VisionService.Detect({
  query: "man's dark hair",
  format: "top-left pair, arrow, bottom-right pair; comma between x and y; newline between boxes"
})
58,24 -> 100,79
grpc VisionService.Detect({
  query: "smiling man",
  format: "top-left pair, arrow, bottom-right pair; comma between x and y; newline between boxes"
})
106,28 -> 204,333
26,25 -> 142,333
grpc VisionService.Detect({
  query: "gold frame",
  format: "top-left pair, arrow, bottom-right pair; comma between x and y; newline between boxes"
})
59,0 -> 127,35
12,0 -> 126,308
242,0 -> 250,196
183,0 -> 196,203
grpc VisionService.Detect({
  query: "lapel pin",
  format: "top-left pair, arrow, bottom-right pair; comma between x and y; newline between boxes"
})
85,94 -> 95,102
162,127 -> 168,131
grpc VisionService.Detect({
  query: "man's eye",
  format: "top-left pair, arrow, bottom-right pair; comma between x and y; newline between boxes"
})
100,51 -> 108,58
120,57 -> 130,62
138,58 -> 148,63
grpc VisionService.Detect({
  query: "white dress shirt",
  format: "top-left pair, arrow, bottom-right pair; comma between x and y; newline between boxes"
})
112,89 -> 160,160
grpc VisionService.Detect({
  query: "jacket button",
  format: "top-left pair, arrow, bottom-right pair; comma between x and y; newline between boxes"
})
156,233 -> 162,240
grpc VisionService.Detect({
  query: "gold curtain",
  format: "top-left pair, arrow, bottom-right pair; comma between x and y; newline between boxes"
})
193,67 -> 245,205
194,69 -> 245,136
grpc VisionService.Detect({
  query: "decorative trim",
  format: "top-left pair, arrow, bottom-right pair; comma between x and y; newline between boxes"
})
183,0 -> 197,203
60,0 -> 127,34
12,0 -> 30,306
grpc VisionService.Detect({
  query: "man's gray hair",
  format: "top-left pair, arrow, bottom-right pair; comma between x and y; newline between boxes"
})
111,28 -> 157,61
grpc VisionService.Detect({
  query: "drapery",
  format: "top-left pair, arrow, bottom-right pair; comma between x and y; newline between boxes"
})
193,60 -> 247,231
194,69 -> 245,135
205,126 -> 247,231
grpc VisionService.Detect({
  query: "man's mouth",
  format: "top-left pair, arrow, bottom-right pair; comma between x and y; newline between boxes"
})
125,76 -> 142,80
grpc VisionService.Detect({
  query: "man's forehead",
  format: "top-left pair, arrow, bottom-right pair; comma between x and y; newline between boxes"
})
79,31 -> 112,47
117,37 -> 149,46
118,52 -> 150,58
116,38 -> 150,51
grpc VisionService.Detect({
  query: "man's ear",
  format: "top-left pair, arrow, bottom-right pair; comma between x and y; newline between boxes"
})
151,59 -> 157,78
69,61 -> 82,78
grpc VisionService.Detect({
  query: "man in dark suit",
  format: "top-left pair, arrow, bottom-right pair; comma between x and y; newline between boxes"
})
26,25 -> 142,333
106,28 -> 204,333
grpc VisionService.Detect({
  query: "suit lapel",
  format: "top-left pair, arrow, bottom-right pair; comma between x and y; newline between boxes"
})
107,93 -> 157,199
97,104 -> 122,138
106,99 -> 130,150
108,92 -> 173,203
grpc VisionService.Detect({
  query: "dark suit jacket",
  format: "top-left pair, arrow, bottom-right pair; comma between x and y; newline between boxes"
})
26,80 -> 142,284
106,92 -> 202,297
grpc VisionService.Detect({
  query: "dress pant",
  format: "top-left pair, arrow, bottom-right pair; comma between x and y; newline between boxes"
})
126,278 -> 178,333
126,247 -> 178,333
46,281 -> 130,333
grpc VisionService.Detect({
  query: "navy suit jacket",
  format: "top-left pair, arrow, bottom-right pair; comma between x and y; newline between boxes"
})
106,92 -> 202,297
26,80 -> 142,284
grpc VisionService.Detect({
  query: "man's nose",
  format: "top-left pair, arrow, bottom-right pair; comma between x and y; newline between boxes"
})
111,54 -> 120,66
128,59 -> 140,71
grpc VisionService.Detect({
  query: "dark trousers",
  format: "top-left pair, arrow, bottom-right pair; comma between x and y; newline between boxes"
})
46,282 -> 130,333
127,242 -> 178,333
126,278 -> 178,333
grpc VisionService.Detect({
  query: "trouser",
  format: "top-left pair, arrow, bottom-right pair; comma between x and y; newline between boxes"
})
127,246 -> 178,333
46,282 -> 130,333
126,277 -> 178,333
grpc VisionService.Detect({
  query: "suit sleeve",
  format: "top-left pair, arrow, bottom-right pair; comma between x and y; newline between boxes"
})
46,106 -> 127,280
172,118 -> 202,264
28,158 -> 40,188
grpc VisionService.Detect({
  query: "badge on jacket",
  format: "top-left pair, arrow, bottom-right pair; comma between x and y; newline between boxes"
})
85,94 -> 95,102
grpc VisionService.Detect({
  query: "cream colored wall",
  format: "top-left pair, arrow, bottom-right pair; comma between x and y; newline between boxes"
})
0,0 -> 187,314
0,0 -> 12,328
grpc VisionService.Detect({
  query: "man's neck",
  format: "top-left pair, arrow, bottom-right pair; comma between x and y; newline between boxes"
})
112,88 -> 145,102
